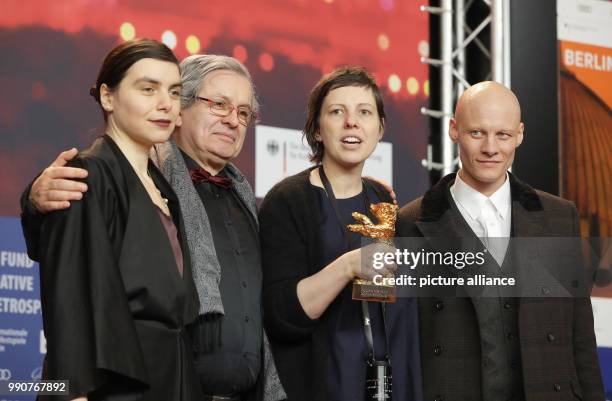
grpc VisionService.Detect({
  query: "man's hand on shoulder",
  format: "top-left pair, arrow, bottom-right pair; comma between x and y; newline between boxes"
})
29,148 -> 89,213
363,176 -> 397,205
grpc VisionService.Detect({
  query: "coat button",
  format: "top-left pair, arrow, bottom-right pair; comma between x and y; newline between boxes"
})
547,333 -> 556,342
433,345 -> 443,356
435,301 -> 444,311
504,301 -> 511,309
244,316 -> 250,322
553,383 -> 561,392
541,286 -> 551,295
507,333 -> 515,341
434,396 -> 444,401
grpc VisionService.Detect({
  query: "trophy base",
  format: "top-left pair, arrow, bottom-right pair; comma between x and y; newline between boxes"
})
352,279 -> 396,303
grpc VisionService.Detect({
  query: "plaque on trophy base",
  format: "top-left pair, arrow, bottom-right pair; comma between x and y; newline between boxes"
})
352,278 -> 396,303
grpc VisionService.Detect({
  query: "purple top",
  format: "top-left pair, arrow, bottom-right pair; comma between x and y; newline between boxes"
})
156,208 -> 183,277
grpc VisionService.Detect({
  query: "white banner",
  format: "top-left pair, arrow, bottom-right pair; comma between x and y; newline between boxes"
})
557,0 -> 612,47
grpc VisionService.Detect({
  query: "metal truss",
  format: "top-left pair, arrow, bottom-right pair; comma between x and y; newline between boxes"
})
420,0 -> 511,175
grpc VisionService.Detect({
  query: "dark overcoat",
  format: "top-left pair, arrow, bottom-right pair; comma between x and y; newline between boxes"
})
396,172 -> 604,401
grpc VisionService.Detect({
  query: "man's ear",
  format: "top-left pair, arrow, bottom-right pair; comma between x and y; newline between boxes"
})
516,122 -> 524,147
99,84 -> 113,113
175,112 -> 183,128
449,118 -> 459,143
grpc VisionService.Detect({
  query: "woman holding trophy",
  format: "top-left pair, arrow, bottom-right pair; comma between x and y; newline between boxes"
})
259,67 -> 422,401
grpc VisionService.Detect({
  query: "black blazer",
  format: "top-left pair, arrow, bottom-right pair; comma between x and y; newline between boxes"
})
258,167 -> 393,401
396,172 -> 604,401
36,136 -> 201,400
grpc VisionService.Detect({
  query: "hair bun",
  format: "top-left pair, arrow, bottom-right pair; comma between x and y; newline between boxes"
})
89,85 -> 99,102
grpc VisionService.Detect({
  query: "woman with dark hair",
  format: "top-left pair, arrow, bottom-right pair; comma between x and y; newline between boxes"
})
259,67 -> 422,401
37,39 -> 201,401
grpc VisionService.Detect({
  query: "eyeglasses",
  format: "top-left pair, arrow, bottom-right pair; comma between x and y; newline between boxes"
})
195,96 -> 257,127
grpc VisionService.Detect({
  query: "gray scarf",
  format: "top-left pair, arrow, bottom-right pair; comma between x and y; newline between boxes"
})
151,140 -> 286,401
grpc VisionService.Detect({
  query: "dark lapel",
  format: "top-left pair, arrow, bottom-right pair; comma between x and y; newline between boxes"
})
415,173 -> 474,240
507,173 -> 548,238
102,136 -> 190,286
412,173 -> 488,296
411,174 -> 487,300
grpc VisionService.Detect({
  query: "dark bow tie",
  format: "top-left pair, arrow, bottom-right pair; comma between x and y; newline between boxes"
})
189,167 -> 233,189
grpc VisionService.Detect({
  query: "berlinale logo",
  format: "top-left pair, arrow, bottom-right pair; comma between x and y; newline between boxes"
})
267,140 -> 279,156
0,368 -> 12,380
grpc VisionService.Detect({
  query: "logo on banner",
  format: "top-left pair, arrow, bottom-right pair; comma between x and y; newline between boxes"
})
0,368 -> 12,380
267,140 -> 280,156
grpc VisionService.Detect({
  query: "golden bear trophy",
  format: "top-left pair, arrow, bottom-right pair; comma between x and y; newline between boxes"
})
347,202 -> 398,303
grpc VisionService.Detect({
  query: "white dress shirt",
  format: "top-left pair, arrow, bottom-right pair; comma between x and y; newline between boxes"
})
450,172 -> 512,265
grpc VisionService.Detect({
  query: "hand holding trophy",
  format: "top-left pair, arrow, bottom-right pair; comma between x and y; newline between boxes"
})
348,202 -> 398,400
348,202 -> 399,303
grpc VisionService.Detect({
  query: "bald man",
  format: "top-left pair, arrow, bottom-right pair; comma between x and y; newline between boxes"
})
396,82 -> 604,401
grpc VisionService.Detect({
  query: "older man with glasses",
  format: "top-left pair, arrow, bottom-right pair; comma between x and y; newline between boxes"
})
21,54 -> 286,401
